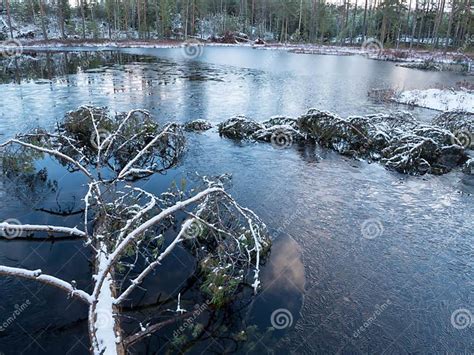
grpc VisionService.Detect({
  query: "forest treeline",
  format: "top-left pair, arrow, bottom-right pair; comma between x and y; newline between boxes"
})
1,0 -> 472,49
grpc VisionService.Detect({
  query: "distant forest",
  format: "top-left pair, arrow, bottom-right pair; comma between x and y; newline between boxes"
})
1,0 -> 472,49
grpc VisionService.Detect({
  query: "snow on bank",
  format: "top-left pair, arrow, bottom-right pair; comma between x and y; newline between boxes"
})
3,39 -> 470,67
261,43 -> 473,66
393,89 -> 474,113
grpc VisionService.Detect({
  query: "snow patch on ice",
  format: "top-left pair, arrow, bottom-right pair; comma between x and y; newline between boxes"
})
394,89 -> 474,113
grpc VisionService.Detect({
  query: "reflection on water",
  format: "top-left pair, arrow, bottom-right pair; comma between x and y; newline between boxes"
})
181,131 -> 473,353
0,46 -> 470,139
0,47 -> 473,353
248,235 -> 305,331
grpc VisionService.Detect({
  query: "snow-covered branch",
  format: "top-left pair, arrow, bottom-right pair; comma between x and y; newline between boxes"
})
0,266 -> 92,304
0,223 -> 86,239
114,219 -> 194,304
92,187 -> 224,302
0,139 -> 93,179
113,187 -> 157,248
103,109 -> 150,158
117,123 -> 179,180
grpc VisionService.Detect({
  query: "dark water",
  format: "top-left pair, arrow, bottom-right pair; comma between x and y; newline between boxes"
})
0,47 -> 473,354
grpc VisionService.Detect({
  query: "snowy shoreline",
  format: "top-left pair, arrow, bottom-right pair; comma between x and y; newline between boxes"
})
2,39 -> 472,68
393,89 -> 474,113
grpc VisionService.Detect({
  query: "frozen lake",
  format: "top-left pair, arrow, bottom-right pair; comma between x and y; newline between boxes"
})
0,47 -> 473,354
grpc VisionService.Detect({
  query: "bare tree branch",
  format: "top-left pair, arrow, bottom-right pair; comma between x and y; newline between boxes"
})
0,139 -> 94,179
114,219 -> 193,304
117,123 -> 179,180
0,222 -> 86,239
92,187 -> 224,303
0,266 -> 92,304
124,313 -> 189,348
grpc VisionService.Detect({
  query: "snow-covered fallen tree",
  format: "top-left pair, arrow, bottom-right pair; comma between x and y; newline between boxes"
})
217,109 -> 469,175
432,110 -> 474,150
0,106 -> 271,354
218,115 -> 304,147
184,119 -> 212,132
299,109 -> 469,174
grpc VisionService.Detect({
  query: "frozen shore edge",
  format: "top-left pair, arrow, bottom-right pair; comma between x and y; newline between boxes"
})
1,40 -> 472,68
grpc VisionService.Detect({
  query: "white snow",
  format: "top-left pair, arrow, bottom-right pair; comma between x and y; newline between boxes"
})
94,246 -> 119,355
393,89 -> 474,113
175,293 -> 187,314
0,222 -> 86,237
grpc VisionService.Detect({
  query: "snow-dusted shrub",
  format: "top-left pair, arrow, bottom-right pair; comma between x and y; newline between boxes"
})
262,116 -> 298,129
433,110 -> 474,149
298,109 -> 387,157
218,115 -> 264,139
297,109 -> 468,174
184,119 -> 212,131
381,128 -> 467,174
